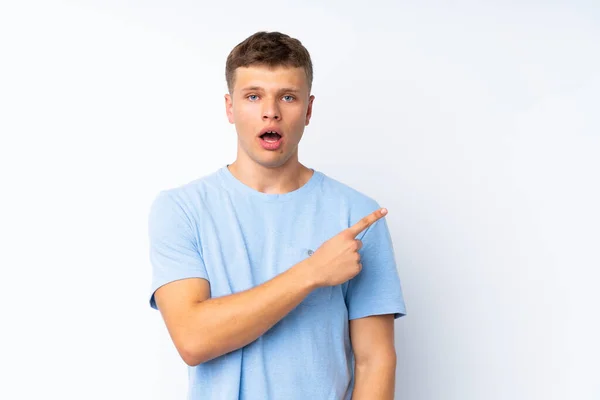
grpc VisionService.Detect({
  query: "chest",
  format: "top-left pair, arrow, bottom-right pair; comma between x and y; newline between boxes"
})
196,199 -> 346,296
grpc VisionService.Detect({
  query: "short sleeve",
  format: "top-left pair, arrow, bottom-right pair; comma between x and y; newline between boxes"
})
147,190 -> 209,310
345,210 -> 407,320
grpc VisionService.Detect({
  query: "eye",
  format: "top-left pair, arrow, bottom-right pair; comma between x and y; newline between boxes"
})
282,95 -> 295,102
247,94 -> 259,101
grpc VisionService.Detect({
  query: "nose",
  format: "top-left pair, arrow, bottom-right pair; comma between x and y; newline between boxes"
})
262,99 -> 280,121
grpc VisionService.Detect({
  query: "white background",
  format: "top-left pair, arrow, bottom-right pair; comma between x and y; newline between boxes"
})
1,1 -> 598,399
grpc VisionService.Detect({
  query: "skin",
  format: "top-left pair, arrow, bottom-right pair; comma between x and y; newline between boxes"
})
154,63 -> 397,399
224,64 -> 315,195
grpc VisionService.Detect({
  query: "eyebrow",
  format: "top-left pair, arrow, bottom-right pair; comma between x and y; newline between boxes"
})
240,86 -> 301,93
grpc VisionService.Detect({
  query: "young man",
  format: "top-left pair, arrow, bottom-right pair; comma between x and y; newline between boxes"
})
148,31 -> 406,399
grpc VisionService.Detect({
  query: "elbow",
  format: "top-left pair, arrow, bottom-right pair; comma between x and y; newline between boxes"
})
177,336 -> 212,367
176,309 -> 223,366
180,340 -> 234,367
180,348 -> 203,367
180,344 -> 211,367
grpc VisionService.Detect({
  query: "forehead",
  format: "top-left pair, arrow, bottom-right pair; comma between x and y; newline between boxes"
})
233,65 -> 308,92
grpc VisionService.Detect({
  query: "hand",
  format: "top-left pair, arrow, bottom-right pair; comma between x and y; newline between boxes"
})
304,208 -> 388,288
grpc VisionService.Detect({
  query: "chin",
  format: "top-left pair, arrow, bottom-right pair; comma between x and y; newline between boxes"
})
253,153 -> 291,169
239,141 -> 296,169
257,159 -> 287,169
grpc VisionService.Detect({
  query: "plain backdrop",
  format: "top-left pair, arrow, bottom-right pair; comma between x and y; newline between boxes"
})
0,1 -> 598,399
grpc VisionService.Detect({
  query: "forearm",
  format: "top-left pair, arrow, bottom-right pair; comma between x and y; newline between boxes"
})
352,356 -> 396,399
184,260 -> 316,365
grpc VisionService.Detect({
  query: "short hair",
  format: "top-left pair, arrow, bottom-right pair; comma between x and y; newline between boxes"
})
225,31 -> 313,94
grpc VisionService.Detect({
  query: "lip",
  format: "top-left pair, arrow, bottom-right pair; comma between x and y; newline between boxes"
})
257,126 -> 284,138
257,127 -> 284,151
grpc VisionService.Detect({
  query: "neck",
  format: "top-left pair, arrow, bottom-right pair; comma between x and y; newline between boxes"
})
227,153 -> 313,195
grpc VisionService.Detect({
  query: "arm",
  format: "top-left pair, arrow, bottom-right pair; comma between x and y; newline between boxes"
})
350,314 -> 397,400
154,261 -> 316,366
153,207 -> 388,367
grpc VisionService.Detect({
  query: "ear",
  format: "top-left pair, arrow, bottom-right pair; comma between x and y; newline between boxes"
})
305,94 -> 315,126
225,93 -> 234,124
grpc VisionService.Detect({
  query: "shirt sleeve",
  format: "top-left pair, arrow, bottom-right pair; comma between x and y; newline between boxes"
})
345,207 -> 407,320
147,190 -> 209,310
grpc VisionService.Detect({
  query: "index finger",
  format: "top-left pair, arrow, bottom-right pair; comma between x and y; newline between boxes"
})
347,208 -> 388,237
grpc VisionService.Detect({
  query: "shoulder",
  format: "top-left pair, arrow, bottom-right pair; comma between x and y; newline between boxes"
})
148,168 -> 224,222
318,171 -> 382,224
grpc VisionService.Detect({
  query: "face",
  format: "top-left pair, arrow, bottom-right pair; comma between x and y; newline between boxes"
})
225,65 -> 315,169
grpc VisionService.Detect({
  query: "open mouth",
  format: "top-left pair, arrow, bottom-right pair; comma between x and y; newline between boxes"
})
260,131 -> 282,143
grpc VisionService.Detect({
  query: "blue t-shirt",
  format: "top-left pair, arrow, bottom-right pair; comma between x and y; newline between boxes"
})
148,165 -> 407,400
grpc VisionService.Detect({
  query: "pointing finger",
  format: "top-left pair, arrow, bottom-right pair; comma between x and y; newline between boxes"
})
348,208 -> 387,236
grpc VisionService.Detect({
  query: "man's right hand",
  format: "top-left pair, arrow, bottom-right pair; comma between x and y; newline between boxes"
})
303,208 -> 388,288
154,206 -> 388,366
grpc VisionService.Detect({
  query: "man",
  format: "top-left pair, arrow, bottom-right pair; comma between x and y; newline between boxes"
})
148,31 -> 406,399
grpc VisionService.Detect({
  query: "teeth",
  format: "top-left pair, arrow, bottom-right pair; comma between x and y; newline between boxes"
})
260,130 -> 281,142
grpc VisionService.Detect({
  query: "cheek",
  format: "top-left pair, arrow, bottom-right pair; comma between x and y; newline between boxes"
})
234,104 -> 256,122
233,109 -> 257,138
289,109 -> 308,128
